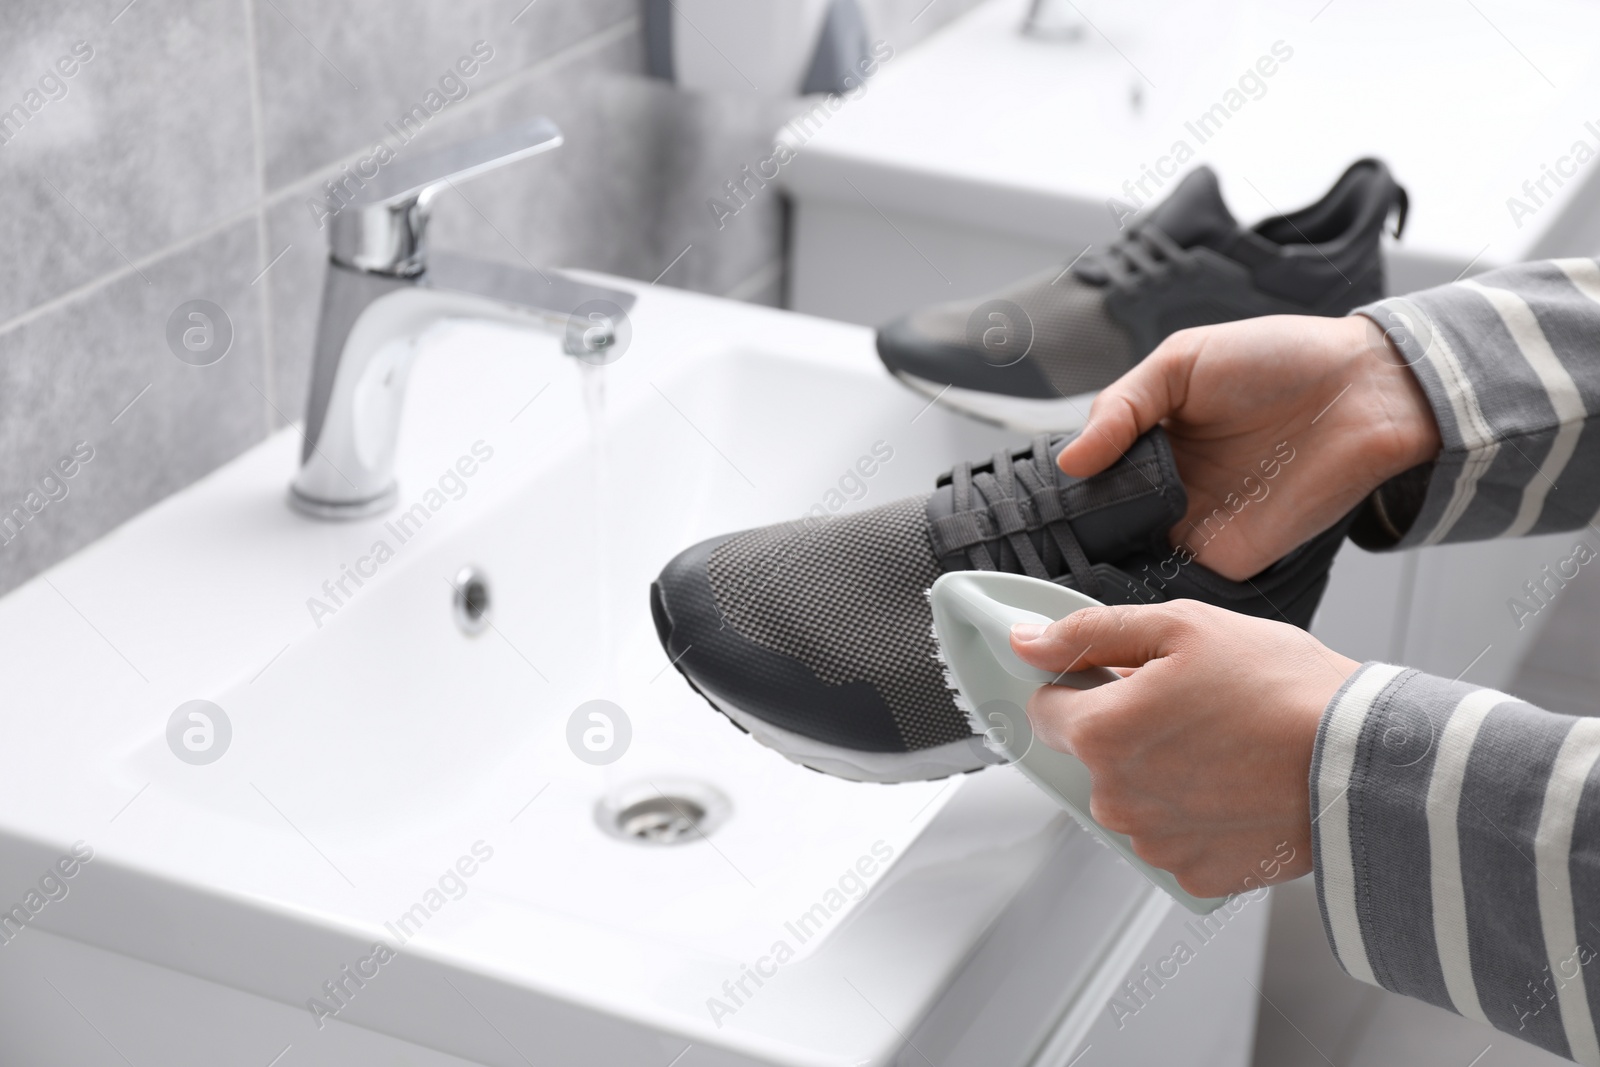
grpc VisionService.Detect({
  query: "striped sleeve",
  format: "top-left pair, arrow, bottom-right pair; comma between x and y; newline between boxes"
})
1312,662 -> 1600,1064
1356,257 -> 1600,546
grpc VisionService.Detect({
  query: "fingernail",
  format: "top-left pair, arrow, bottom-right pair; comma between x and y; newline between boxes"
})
1011,623 -> 1046,642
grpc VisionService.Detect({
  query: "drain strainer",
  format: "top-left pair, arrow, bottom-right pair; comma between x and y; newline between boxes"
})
596,780 -> 730,846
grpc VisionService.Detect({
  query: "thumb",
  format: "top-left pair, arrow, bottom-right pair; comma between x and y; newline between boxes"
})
1008,602 -> 1192,674
1055,342 -> 1190,477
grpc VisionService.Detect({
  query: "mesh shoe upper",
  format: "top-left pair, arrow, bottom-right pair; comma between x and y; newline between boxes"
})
884,268 -> 1139,399
876,159 -> 1408,402
706,497 -> 963,752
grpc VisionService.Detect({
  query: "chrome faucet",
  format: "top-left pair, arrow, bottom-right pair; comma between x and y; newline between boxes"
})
289,117 -> 635,519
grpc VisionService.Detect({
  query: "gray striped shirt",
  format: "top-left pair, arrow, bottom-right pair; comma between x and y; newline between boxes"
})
1313,257 -> 1600,1063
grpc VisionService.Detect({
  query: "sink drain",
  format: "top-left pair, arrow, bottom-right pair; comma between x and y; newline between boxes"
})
596,780 -> 730,846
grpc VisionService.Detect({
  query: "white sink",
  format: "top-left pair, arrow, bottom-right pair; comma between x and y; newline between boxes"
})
0,278 -> 1264,1066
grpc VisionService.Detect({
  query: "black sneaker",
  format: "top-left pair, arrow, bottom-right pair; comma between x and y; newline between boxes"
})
650,430 -> 1354,783
875,158 -> 1409,432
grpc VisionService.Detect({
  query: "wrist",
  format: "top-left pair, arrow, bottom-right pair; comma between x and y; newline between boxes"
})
1291,651 -> 1360,810
1347,314 -> 1443,479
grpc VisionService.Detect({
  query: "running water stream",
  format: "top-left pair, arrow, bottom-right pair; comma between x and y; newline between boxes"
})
580,361 -> 617,694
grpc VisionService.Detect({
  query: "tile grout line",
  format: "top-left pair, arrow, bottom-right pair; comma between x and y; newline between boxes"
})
256,12 -> 641,213
242,0 -> 280,435
0,12 -> 641,347
0,203 -> 262,344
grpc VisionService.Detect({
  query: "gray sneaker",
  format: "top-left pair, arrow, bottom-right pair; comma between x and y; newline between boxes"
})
875,158 -> 1408,432
650,429 -> 1354,783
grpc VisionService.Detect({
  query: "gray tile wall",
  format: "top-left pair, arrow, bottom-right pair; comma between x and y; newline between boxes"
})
0,0 -> 984,595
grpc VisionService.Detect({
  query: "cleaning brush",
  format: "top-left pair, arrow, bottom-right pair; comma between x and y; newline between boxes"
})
927,571 -> 1227,914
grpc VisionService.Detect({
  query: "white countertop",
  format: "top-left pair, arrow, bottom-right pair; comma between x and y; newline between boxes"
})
786,0 -> 1600,270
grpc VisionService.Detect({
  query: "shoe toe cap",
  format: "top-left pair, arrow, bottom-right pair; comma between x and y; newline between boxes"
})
650,532 -> 921,755
875,315 -> 1060,399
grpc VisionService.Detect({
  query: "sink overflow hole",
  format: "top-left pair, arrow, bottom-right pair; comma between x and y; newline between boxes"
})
453,567 -> 491,635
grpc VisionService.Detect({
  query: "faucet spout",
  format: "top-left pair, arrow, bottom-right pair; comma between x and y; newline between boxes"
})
289,256 -> 634,519
286,116 -> 635,520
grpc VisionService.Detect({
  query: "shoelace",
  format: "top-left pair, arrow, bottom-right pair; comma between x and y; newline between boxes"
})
938,435 -> 1103,598
1073,225 -> 1191,293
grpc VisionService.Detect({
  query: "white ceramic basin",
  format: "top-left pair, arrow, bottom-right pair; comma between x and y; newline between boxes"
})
103,301 -> 1021,951
0,277 -> 1226,1066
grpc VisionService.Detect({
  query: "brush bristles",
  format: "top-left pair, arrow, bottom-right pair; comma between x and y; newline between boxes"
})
926,596 -> 985,732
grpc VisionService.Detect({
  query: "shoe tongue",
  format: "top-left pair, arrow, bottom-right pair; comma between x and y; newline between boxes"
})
1145,166 -> 1238,250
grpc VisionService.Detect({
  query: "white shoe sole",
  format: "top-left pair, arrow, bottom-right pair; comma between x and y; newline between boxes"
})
699,685 -> 998,784
895,370 -> 1099,435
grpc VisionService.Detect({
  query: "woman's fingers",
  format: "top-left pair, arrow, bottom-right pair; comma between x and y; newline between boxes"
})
1055,335 -> 1194,477
1009,601 -> 1198,673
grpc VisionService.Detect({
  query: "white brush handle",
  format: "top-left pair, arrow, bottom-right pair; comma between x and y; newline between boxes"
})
958,593 -> 1120,690
929,572 -> 1229,915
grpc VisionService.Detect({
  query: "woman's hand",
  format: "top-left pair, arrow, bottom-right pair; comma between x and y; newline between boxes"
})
1010,600 -> 1360,897
1057,314 -> 1441,580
